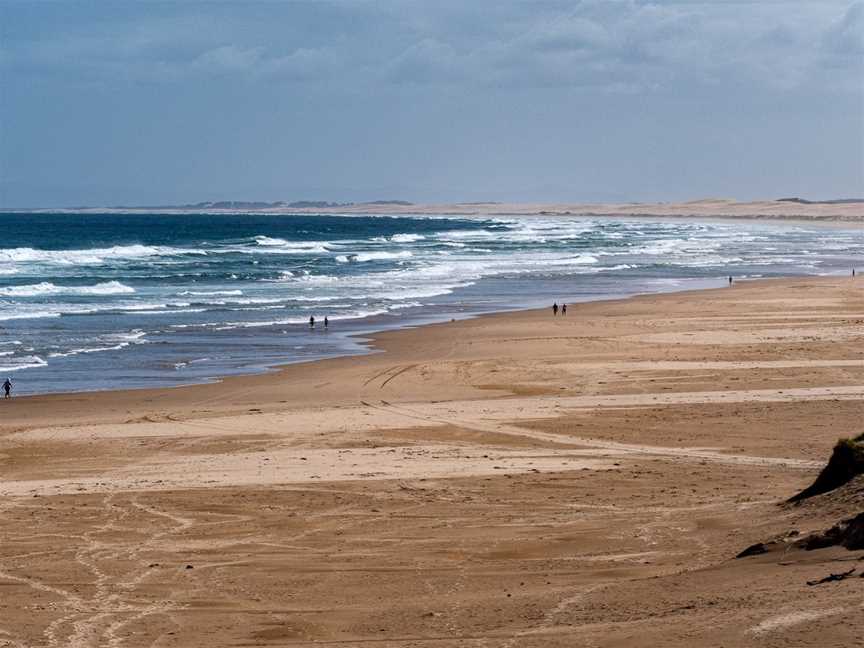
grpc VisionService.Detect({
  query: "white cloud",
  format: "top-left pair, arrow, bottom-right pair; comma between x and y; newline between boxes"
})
520,15 -> 614,54
261,47 -> 342,81
191,45 -> 263,74
822,1 -> 864,61
3,1 -> 860,94
383,38 -> 462,83
366,1 -> 861,92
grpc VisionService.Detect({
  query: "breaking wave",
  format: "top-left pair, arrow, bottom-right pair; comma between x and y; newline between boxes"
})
0,281 -> 135,297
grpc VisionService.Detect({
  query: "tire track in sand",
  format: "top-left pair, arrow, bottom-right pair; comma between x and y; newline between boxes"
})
368,396 -> 822,470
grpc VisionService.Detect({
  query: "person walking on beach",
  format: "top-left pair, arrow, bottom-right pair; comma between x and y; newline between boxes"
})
728,276 -> 733,286
324,316 -> 329,330
561,303 -> 567,316
3,378 -> 11,399
309,315 -> 315,329
552,302 -> 558,316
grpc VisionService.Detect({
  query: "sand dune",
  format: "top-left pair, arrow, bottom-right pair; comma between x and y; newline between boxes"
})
64,198 -> 864,226
283,198 -> 864,224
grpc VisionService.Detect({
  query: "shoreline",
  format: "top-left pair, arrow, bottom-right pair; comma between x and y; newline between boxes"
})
8,275 -> 729,400
0,276 -> 779,401
0,274 -> 850,423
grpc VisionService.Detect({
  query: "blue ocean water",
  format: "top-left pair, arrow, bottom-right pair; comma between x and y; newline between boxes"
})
1,212 -> 861,395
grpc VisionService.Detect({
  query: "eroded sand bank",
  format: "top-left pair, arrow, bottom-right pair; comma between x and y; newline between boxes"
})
1,276 -> 863,647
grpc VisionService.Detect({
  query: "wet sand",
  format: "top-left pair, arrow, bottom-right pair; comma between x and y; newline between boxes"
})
1,276 -> 863,647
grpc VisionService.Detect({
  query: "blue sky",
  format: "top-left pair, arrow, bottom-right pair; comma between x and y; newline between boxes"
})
1,1 -> 862,207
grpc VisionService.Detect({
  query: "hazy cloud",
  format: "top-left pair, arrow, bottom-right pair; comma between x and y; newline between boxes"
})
191,45 -> 262,75
1,1 -> 861,206
386,1 -> 860,91
384,38 -> 463,83
3,2 -> 860,92
822,1 -> 864,61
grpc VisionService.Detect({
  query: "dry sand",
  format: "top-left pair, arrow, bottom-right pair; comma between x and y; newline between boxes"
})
1,276 -> 863,647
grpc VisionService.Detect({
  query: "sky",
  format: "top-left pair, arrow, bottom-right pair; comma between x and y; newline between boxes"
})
1,0 -> 862,207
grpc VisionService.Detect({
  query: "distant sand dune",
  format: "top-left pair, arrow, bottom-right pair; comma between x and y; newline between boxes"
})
53,198 -> 864,224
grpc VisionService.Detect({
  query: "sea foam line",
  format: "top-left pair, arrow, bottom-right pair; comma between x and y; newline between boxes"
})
0,281 -> 135,297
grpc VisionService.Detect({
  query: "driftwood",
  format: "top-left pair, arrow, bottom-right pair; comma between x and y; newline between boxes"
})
806,568 -> 856,586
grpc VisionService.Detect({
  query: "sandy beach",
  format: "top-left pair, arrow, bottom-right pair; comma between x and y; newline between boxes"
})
1,276 -> 863,647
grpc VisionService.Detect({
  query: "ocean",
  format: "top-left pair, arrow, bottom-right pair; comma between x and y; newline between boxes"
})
1,212 -> 861,395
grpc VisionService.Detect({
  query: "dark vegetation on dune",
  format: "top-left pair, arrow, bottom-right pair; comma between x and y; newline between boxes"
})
797,512 -> 864,551
737,434 -> 864,560
788,433 -> 864,503
778,197 -> 864,204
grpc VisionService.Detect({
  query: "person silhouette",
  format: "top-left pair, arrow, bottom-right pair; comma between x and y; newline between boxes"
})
561,303 -> 567,316
3,378 -> 11,399
552,302 -> 558,316
324,316 -> 329,329
309,316 -> 315,329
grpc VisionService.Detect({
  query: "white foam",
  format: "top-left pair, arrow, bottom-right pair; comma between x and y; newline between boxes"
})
436,229 -> 499,240
0,244 -> 201,267
0,310 -> 62,322
541,255 -> 599,266
630,238 -> 721,256
178,289 -> 243,297
281,274 -> 340,285
209,317 -> 311,330
390,233 -> 425,243
332,308 -> 389,321
356,251 -> 413,262
0,281 -> 135,297
188,297 -> 285,306
110,330 -> 147,342
111,302 -> 186,312
254,235 -> 289,246
0,355 -> 47,372
224,297 -> 285,305
337,250 -> 413,263
251,236 -> 333,254
136,308 -> 208,315
49,344 -> 129,358
179,307 -> 391,331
